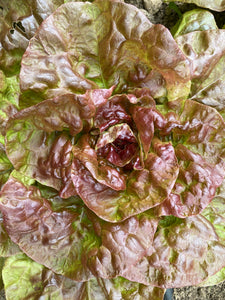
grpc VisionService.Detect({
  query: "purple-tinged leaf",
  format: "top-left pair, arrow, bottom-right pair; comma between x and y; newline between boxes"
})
20,1 -> 190,103
5,90 -> 112,190
0,173 -> 158,280
71,138 -> 179,222
122,213 -> 225,288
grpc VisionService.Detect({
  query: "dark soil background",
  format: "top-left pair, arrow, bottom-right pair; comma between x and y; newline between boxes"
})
124,1 -> 225,300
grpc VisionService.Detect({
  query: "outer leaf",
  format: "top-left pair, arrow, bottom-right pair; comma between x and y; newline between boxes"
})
19,1 -> 190,105
2,253 -> 165,300
172,9 -> 218,38
0,0 -> 65,76
175,29 -> 225,118
0,257 -> 4,291
0,173 -> 158,281
165,0 -> 225,12
198,266 -> 225,287
122,213 -> 225,288
154,99 -> 225,218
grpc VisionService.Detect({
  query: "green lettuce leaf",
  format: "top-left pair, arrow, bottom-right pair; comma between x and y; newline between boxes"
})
19,0 -> 190,106
172,9 -> 218,38
2,253 -> 165,300
165,0 -> 225,12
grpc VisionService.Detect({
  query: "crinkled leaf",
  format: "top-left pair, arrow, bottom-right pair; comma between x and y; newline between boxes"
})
166,0 -> 225,12
0,0 -> 61,75
71,137 -> 179,222
3,253 -> 165,300
122,213 -> 225,288
73,133 -> 128,191
5,90 -> 112,190
175,29 -> 225,118
172,9 -> 218,38
19,0 -> 190,105
154,100 -> 225,218
0,173 -> 158,281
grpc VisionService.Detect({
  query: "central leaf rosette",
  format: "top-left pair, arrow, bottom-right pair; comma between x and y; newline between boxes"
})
68,91 -> 180,221
5,87 -> 225,222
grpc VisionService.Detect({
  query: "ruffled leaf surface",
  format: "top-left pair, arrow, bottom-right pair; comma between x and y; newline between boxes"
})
172,9 -> 218,38
2,253 -> 165,300
122,210 -> 225,288
0,172 -> 158,281
0,0 -> 73,76
19,0 -> 190,106
175,29 -> 225,118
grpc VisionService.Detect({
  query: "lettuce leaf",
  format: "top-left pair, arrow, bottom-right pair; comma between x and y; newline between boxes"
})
5,92 -> 225,221
19,0 -> 191,106
122,209 -> 225,287
175,27 -> 225,118
172,9 -> 218,38
0,172 -> 158,281
2,253 -> 165,300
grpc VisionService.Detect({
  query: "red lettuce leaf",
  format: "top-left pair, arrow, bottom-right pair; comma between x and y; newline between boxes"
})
0,0 -> 76,76
122,212 -> 225,288
5,89 -> 112,190
71,137 -> 179,222
0,173 -> 158,280
19,0 -> 190,105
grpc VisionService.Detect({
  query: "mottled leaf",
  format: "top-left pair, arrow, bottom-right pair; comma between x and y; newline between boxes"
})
5,90 -> 112,190
0,173 -> 158,280
2,253 -> 165,300
122,213 -> 225,288
172,9 -> 218,38
175,29 -> 225,118
19,1 -> 190,105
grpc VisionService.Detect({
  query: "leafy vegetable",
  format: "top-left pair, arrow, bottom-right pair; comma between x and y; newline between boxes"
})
2,253 -> 165,300
19,0 -> 191,105
1,0 -> 225,298
171,9 -> 218,38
